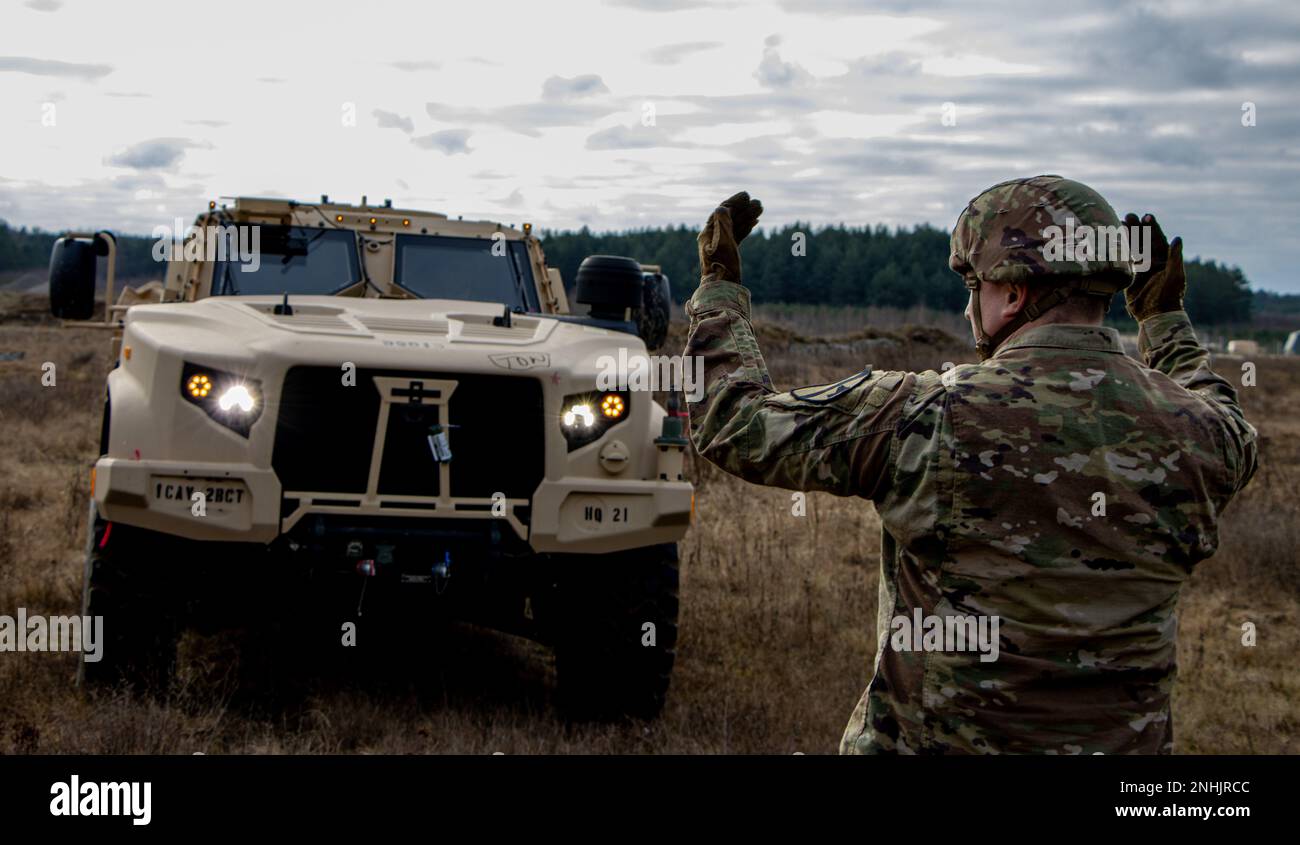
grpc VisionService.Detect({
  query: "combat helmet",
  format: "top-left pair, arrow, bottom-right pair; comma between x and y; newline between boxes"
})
949,175 -> 1134,359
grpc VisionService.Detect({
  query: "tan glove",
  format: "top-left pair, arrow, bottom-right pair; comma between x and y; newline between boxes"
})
698,191 -> 763,283
1123,212 -> 1186,321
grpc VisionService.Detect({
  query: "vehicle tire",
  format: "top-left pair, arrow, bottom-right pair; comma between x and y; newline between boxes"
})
553,543 -> 679,720
78,504 -> 183,694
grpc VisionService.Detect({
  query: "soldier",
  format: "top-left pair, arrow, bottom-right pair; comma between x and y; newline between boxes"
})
684,179 -> 1258,754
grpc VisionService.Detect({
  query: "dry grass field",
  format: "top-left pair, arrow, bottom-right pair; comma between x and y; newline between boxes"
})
0,290 -> 1295,754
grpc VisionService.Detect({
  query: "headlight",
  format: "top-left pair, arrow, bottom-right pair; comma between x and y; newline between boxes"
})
181,362 -> 263,437
563,402 -> 595,428
560,391 -> 628,450
217,384 -> 256,413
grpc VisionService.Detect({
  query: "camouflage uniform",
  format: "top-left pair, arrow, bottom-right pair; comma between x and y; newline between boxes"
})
683,184 -> 1258,755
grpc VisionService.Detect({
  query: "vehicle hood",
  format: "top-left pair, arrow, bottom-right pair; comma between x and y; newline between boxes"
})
121,295 -> 643,379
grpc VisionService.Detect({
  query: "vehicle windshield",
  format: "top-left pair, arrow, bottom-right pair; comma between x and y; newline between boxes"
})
395,234 -> 538,311
213,226 -> 359,296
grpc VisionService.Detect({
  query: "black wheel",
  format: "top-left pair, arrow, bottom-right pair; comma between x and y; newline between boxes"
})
552,543 -> 679,720
78,504 -> 182,694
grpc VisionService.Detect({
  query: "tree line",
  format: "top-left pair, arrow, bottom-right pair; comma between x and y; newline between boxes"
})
0,219 -> 1268,325
0,222 -> 162,280
539,223 -> 1259,326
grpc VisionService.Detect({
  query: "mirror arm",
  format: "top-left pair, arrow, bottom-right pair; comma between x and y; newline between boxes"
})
97,231 -> 116,325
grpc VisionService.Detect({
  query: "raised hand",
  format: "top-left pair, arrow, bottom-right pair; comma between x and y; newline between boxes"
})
698,191 -> 763,283
1124,212 -> 1186,321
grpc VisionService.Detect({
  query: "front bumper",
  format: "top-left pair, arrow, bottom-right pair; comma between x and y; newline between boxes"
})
93,456 -> 693,553
95,458 -> 282,542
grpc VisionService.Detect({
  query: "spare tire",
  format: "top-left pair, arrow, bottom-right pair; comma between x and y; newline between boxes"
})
575,255 -> 643,320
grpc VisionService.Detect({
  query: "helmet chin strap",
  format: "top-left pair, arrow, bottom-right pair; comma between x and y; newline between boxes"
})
965,277 -> 1090,361
965,277 -> 999,360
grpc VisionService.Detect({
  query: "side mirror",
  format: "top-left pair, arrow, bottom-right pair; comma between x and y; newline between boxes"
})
49,236 -> 98,320
637,270 -> 671,352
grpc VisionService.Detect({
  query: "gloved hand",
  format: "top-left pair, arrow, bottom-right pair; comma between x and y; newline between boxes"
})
1123,212 -> 1186,321
698,191 -> 763,283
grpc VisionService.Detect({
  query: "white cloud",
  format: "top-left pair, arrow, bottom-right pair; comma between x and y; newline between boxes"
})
541,74 -> 610,101
0,0 -> 1295,291
374,109 -> 415,134
0,56 -> 110,80
806,111 -> 921,140
919,54 -> 1041,77
644,41 -> 723,65
754,34 -> 812,88
390,60 -> 441,72
104,138 -> 204,170
411,129 -> 473,155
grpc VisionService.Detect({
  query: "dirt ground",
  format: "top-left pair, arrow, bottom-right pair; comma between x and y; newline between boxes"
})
0,291 -> 1295,754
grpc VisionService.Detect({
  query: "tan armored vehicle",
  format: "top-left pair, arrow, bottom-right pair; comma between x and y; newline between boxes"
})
49,196 -> 691,717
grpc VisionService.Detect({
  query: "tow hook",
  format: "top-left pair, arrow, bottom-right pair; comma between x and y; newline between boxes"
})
354,559 -> 378,616
432,551 -> 452,594
353,545 -> 393,616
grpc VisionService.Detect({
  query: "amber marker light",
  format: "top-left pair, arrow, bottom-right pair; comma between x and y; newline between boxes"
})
187,373 -> 212,398
600,394 -> 625,419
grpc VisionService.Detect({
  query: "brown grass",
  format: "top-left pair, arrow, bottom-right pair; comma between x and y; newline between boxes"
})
0,292 -> 1295,754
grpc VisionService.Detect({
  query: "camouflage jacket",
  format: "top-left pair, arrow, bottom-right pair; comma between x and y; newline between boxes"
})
684,279 -> 1258,755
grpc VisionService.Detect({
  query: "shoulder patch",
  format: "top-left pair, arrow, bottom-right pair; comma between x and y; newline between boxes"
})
865,371 -> 905,408
913,370 -> 946,394
790,367 -> 874,404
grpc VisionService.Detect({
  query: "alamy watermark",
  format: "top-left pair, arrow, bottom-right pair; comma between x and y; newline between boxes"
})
50,776 -> 151,826
0,608 -> 103,662
1039,217 -> 1152,273
596,349 -> 705,402
888,609 -> 1000,663
151,219 -> 261,271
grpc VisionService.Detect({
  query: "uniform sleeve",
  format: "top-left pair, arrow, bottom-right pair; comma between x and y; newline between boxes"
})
1139,310 -> 1259,492
683,279 -> 913,499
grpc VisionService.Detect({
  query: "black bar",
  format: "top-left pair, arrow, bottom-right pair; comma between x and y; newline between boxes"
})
2,754 -> 1289,832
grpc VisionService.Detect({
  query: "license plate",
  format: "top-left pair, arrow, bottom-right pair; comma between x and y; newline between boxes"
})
150,477 -> 250,515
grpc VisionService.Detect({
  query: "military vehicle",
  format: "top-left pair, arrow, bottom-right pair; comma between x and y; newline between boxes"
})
49,196 -> 692,718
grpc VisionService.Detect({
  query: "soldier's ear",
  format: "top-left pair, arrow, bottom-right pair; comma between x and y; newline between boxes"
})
1003,282 -> 1030,319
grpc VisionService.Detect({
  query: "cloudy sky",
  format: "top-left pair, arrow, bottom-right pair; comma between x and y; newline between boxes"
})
2,0 -> 1298,290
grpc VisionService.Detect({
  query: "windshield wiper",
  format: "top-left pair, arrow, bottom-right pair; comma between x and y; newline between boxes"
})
219,259 -> 239,295
279,228 -> 328,269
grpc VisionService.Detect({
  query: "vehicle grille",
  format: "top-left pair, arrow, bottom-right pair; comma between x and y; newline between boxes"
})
272,366 -> 545,507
